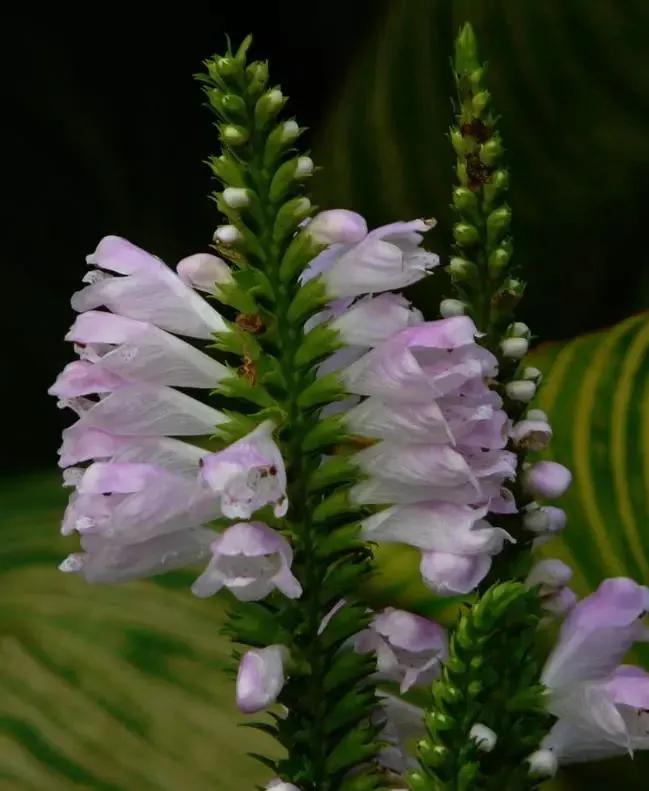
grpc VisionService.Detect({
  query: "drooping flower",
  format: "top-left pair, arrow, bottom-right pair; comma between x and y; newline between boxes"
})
191,521 -> 302,601
372,693 -> 425,775
200,421 -> 288,519
236,645 -> 287,713
302,218 -> 439,297
51,236 -> 233,583
539,577 -> 649,764
355,607 -> 447,693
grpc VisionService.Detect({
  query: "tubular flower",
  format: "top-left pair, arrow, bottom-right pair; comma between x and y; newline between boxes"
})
51,238 -> 232,581
539,578 -> 649,764
344,317 -> 514,594
236,645 -> 287,713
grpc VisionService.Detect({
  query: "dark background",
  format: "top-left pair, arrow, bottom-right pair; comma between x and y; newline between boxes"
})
4,2 -> 649,474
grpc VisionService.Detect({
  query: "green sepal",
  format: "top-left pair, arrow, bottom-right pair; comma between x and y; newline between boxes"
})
480,135 -> 504,166
287,276 -> 328,323
269,156 -> 303,203
297,371 -> 346,410
319,603 -> 371,652
213,279 -> 258,313
273,196 -> 313,246
339,773 -> 385,791
324,726 -> 380,775
453,222 -> 480,247
314,522 -> 365,560
264,119 -> 305,168
223,601 -> 291,647
294,323 -> 342,369
211,326 -> 261,360
312,489 -> 359,524
215,373 -> 276,408
245,60 -> 269,99
255,87 -> 287,128
212,410 -> 261,443
279,230 -> 325,283
302,413 -> 348,452
233,267 -> 275,304
307,455 -> 358,493
219,123 -> 249,146
323,650 -> 376,694
208,154 -> 247,187
454,22 -> 480,74
486,205 -> 512,248
325,687 -> 377,735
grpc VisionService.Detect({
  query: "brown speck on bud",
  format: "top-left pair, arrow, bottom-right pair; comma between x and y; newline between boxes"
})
460,119 -> 491,142
466,153 -> 491,191
236,313 -> 264,333
238,357 -> 257,386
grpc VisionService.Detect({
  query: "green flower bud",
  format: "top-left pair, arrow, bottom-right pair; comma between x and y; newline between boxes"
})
220,93 -> 247,121
418,740 -> 449,768
449,257 -> 478,281
453,222 -> 480,246
450,127 -> 465,156
480,136 -> 504,166
488,247 -> 511,277
456,161 -> 469,187
486,206 -> 511,245
454,23 -> 479,74
222,187 -> 250,209
220,124 -> 249,146
407,772 -> 431,791
469,66 -> 486,89
214,55 -> 239,79
245,60 -> 269,98
472,90 -> 490,115
255,88 -> 285,127
453,186 -> 479,214
208,154 -> 246,187
509,321 -> 531,338
273,196 -> 312,244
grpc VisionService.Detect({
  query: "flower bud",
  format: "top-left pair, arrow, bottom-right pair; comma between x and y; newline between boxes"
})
510,416 -> 552,451
222,187 -> 250,209
220,93 -> 247,120
256,88 -> 285,126
213,55 -> 238,79
295,156 -> 314,179
449,257 -> 478,281
220,124 -> 249,146
527,408 -> 548,421
236,645 -> 287,714
452,186 -> 478,214
281,120 -> 300,142
486,206 -> 511,243
440,298 -> 466,318
472,90 -> 490,115
510,322 -> 531,338
213,225 -> 242,244
306,210 -> 367,245
500,337 -> 528,359
453,222 -> 480,246
470,723 -> 497,752
488,247 -> 511,277
524,461 -> 572,499
527,749 -> 558,778
522,503 -> 551,533
480,136 -> 503,165
505,380 -> 536,402
527,559 -> 572,589
246,61 -> 269,97
522,366 -> 542,383
450,128 -> 466,156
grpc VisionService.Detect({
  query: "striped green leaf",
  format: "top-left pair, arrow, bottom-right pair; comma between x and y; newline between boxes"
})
0,474 -> 273,790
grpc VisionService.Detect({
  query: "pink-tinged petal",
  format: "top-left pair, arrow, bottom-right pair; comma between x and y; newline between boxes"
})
65,311 -> 228,387
420,551 -> 492,595
78,461 -> 157,494
354,441 -> 478,491
351,477 -> 486,507
362,502 -> 512,555
200,421 -> 287,519
66,383 -> 227,436
109,436 -> 207,477
330,293 -> 423,347
542,577 -> 649,689
77,237 -> 227,339
49,360 -> 126,398
372,608 -> 447,655
342,318 -> 496,401
606,665 -> 649,709
544,587 -> 578,617
176,253 -> 232,292
305,209 -> 368,245
524,461 -> 572,499
236,645 -> 286,713
60,526 -> 215,583
527,559 -> 573,590
373,693 -> 424,774
192,522 -> 300,602
345,397 -> 452,445
488,488 -> 518,514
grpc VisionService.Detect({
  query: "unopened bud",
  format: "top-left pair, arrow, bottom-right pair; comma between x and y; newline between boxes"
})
472,90 -> 490,115
295,156 -> 314,179
500,337 -> 528,359
527,749 -> 558,778
527,408 -> 548,421
522,366 -> 543,383
222,187 -> 250,209
488,247 -> 511,277
213,225 -> 242,244
480,136 -> 503,165
486,206 -> 511,243
453,222 -> 480,246
453,186 -> 478,214
510,322 -> 531,338
470,723 -> 497,752
281,120 -> 300,142
256,88 -> 285,126
220,124 -> 249,146
220,94 -> 247,120
506,380 -> 536,402
440,298 -> 467,318
246,61 -> 269,97
522,503 -> 550,533
449,257 -> 478,281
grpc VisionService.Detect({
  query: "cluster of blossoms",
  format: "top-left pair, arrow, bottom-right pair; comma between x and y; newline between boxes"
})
49,32 -> 648,791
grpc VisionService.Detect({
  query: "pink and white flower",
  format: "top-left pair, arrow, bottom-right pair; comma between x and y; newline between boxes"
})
540,577 -> 649,764
52,236 -> 233,583
236,645 -> 287,713
200,421 -> 288,519
355,607 -> 447,692
527,559 -> 576,616
191,521 -> 302,601
302,217 -> 439,297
